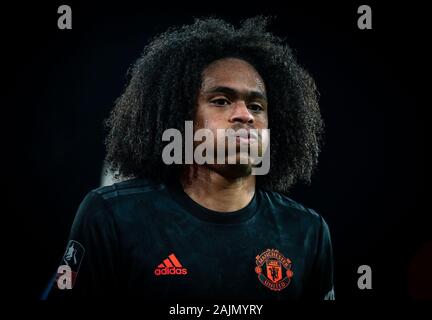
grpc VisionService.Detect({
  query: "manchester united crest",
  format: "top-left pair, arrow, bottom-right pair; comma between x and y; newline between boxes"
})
255,249 -> 294,291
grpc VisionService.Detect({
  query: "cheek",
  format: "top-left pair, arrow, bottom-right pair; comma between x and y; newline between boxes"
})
197,112 -> 226,130
194,104 -> 208,129
255,116 -> 268,129
195,102 -> 214,126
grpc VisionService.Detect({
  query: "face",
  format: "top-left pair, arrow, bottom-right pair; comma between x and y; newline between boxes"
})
194,57 -> 269,177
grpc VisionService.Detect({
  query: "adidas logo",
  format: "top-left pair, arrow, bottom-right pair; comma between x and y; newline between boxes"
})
154,253 -> 188,276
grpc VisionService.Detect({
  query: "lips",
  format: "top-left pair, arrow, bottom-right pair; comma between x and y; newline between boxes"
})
234,130 -> 258,142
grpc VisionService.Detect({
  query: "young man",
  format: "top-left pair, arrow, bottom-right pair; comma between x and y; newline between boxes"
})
48,16 -> 334,300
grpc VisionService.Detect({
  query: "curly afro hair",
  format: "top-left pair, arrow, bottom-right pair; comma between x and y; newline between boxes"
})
104,16 -> 324,195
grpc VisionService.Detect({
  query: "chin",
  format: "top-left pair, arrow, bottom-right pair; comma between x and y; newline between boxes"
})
210,161 -> 253,180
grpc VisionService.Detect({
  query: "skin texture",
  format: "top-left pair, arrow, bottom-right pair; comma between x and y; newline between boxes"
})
182,58 -> 268,212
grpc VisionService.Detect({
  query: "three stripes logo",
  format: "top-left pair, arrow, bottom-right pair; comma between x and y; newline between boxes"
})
154,253 -> 188,276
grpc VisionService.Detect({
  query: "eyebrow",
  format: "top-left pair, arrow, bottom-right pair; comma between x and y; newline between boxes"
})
204,86 -> 267,102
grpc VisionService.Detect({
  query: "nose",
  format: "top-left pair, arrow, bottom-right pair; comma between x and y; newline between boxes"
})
229,101 -> 254,124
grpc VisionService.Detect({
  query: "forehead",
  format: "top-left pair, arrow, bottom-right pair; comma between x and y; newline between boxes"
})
201,58 -> 266,94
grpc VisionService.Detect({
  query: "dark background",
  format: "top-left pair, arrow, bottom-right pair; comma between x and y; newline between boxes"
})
5,1 -> 430,300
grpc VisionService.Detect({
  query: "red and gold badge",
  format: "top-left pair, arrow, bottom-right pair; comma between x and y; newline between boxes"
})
255,249 -> 294,291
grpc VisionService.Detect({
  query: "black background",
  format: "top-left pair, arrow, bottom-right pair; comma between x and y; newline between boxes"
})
5,0 -> 430,300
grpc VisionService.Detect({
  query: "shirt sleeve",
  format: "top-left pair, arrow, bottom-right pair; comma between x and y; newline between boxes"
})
304,211 -> 335,300
46,190 -> 120,298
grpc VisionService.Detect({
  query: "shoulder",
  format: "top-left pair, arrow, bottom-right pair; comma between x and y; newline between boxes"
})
81,178 -> 168,211
258,189 -> 328,230
74,178 -> 167,222
91,178 -> 166,201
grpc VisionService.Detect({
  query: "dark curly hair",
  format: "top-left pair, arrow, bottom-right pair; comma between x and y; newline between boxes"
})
104,16 -> 324,194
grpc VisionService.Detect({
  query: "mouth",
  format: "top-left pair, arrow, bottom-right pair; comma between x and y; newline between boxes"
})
234,130 -> 259,143
235,136 -> 256,144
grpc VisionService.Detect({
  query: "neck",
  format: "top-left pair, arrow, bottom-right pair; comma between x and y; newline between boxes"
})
181,165 -> 256,212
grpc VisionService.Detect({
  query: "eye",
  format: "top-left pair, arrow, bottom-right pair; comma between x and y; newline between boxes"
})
210,98 -> 230,106
248,103 -> 264,112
